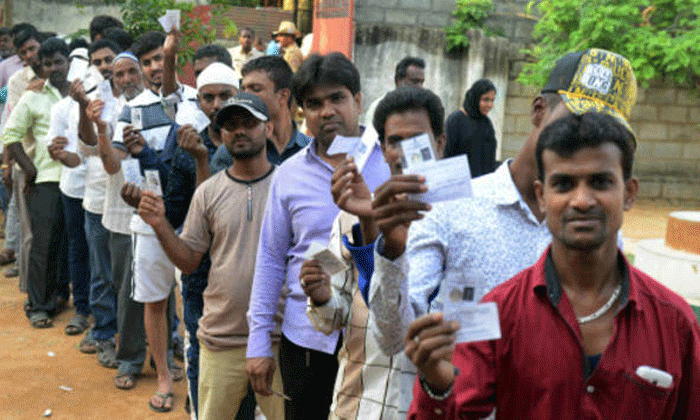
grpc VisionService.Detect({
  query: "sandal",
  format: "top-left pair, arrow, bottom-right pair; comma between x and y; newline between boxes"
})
29,312 -> 53,329
0,249 -> 15,265
170,365 -> 184,382
149,392 -> 174,413
114,372 -> 136,390
65,314 -> 90,336
79,330 -> 97,354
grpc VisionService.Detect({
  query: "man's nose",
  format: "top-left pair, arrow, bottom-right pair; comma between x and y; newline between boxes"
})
571,184 -> 595,210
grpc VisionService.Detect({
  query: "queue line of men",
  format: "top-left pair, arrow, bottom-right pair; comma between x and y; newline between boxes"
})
1,15 -> 699,420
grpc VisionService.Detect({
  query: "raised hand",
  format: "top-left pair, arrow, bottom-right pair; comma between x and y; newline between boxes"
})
405,313 -> 459,393
47,136 -> 69,161
330,156 -> 372,217
299,259 -> 331,306
371,175 -> 430,259
120,182 -> 142,208
138,190 -> 166,227
177,125 -> 208,160
69,79 -> 89,107
123,125 -> 146,156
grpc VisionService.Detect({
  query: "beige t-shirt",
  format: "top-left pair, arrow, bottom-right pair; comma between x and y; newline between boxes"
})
180,166 -> 276,350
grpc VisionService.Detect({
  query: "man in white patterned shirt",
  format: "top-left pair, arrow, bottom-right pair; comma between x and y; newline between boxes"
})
367,49 -> 638,406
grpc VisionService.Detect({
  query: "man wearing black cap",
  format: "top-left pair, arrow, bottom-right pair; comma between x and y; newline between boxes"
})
138,92 -> 283,420
367,49 -> 639,410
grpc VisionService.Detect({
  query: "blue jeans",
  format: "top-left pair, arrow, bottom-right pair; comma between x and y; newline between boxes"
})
181,257 -> 208,418
61,195 -> 90,317
85,211 -> 116,340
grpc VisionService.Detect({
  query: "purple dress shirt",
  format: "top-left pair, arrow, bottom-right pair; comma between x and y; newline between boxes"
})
247,136 -> 390,357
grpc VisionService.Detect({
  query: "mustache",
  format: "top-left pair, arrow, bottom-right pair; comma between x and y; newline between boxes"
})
233,134 -> 252,142
562,208 -> 605,222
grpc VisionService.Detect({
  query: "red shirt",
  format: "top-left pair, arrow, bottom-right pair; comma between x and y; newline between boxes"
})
409,249 -> 700,420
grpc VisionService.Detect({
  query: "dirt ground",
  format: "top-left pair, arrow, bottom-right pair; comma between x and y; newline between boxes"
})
0,198 -> 696,419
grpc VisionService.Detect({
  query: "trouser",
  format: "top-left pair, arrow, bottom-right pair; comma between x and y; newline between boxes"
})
198,345 -> 284,420
110,231 -> 147,376
86,211 -> 117,341
61,194 -> 90,317
180,256 -> 255,420
13,165 -> 32,292
25,182 -> 68,317
279,333 -> 341,420
4,189 -> 19,253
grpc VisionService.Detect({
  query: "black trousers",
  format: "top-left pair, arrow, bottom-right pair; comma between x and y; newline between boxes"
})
26,182 -> 68,317
279,333 -> 341,420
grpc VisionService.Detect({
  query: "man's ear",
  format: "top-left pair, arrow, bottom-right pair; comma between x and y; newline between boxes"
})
534,179 -> 547,215
265,120 -> 274,139
531,96 -> 548,128
435,133 -> 446,159
354,92 -> 362,113
623,176 -> 639,211
278,87 -> 291,108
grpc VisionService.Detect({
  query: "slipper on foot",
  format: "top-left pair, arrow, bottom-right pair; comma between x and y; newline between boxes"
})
65,314 -> 90,336
149,392 -> 174,413
29,313 -> 53,329
114,373 -> 136,390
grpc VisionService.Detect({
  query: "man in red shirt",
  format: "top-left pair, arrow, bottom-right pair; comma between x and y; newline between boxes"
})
405,111 -> 700,419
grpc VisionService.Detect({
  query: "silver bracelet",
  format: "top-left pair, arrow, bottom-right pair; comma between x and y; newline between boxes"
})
419,367 -> 460,401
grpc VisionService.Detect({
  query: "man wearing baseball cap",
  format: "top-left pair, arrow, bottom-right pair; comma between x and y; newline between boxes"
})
367,49 -> 639,413
138,91 -> 283,420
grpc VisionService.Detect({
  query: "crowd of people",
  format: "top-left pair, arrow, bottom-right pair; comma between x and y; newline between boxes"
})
1,11 -> 699,420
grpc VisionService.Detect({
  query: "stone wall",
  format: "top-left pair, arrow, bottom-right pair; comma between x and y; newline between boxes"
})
354,0 -> 536,43
502,81 -> 700,201
13,0 -> 119,36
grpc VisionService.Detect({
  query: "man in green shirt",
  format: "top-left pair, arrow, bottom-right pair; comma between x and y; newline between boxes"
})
2,37 -> 71,328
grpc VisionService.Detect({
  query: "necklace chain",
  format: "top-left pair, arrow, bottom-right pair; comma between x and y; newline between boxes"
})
576,284 -> 622,324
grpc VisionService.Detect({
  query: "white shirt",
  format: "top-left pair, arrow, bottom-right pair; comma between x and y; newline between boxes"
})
48,96 -> 86,199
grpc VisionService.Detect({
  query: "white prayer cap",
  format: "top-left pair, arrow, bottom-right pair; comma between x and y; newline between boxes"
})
196,62 -> 239,91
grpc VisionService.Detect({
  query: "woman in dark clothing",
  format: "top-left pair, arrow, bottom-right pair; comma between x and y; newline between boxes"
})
444,78 -> 497,177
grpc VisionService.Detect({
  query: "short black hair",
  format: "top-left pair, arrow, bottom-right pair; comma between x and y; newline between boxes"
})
535,112 -> 635,181
394,56 -> 425,84
13,26 -> 42,49
89,15 -> 123,41
89,38 -> 121,59
10,23 -> 36,38
243,55 -> 293,107
130,31 -> 165,60
291,52 -> 360,105
38,37 -> 70,61
373,86 -> 445,143
194,44 -> 232,67
102,27 -> 133,52
68,37 -> 89,52
240,27 -> 255,37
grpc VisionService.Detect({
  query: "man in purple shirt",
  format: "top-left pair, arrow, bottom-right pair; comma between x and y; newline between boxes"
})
246,53 -> 390,420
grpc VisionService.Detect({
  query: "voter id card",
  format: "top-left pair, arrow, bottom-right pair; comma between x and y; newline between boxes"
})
398,133 -> 436,170
439,271 -> 501,344
131,107 -> 143,130
143,170 -> 163,196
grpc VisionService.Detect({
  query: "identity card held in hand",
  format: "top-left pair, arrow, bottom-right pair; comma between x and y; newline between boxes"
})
397,133 -> 473,204
304,242 -> 348,276
143,170 -> 163,196
438,271 -> 501,344
326,134 -> 373,172
158,10 -> 181,32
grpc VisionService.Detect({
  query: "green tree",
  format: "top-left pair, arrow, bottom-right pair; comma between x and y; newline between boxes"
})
519,0 -> 700,90
445,0 -> 504,50
119,0 -> 236,71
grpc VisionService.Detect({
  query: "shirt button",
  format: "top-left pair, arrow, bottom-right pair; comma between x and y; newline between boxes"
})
434,408 -> 443,415
586,385 -> 595,394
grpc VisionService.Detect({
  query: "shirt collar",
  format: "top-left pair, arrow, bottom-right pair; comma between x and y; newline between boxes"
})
535,247 -> 636,312
481,159 -> 522,205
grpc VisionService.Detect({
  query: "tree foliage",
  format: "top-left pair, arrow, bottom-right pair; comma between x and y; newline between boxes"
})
519,0 -> 700,90
119,0 -> 237,71
445,0 -> 504,50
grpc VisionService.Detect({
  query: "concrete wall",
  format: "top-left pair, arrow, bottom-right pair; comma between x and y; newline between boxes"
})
13,0 -> 119,36
355,24 -> 515,159
354,0 -> 536,43
502,81 -> 700,201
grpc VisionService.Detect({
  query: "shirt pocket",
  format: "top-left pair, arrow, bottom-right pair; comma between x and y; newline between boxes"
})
620,370 -> 674,419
